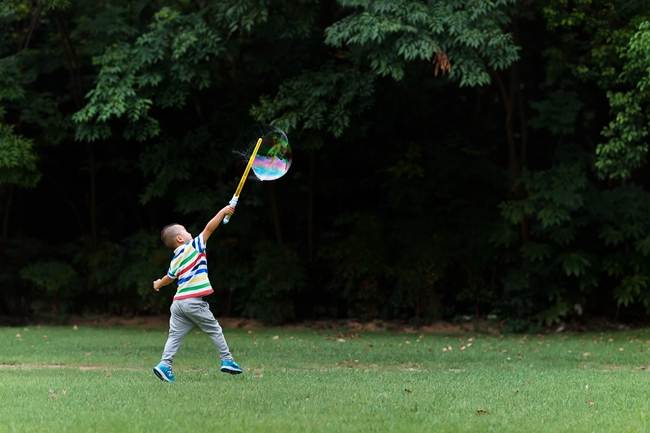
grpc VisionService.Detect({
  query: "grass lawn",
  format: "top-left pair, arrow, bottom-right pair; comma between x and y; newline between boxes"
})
1,324 -> 650,432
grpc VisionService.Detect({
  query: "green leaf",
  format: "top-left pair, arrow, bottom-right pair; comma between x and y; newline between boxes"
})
613,273 -> 649,307
598,225 -> 625,245
0,123 -> 41,188
559,251 -> 591,277
521,242 -> 553,262
528,90 -> 584,135
635,236 -> 650,256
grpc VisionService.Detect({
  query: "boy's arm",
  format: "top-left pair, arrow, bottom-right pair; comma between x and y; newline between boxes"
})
153,275 -> 174,291
201,205 -> 235,243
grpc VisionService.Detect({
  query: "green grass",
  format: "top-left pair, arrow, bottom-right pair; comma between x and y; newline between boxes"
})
2,325 -> 650,432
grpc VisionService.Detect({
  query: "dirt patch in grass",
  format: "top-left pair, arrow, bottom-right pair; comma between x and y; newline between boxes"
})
2,311 -> 635,335
12,315 -> 500,334
580,363 -> 650,372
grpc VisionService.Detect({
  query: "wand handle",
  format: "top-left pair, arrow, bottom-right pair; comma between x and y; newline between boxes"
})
223,137 -> 263,225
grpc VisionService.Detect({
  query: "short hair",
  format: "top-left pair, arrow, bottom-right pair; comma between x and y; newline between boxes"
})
161,223 -> 182,250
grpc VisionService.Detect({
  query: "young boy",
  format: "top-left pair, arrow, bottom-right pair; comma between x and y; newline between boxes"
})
152,205 -> 242,382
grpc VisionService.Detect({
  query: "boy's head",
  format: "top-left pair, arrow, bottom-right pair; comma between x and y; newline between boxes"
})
161,224 -> 192,250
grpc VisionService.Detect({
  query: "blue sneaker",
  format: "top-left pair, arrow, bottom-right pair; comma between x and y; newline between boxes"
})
153,362 -> 175,382
221,359 -> 243,374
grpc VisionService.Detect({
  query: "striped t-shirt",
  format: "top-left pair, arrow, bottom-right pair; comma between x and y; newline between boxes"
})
167,233 -> 214,300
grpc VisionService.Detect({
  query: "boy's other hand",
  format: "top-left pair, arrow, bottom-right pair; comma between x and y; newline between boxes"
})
153,279 -> 162,291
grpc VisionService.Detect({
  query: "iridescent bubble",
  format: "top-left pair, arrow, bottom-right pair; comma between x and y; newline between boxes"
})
250,128 -> 292,181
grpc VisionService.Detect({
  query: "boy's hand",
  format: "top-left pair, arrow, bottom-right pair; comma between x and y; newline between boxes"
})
153,275 -> 174,292
220,205 -> 235,216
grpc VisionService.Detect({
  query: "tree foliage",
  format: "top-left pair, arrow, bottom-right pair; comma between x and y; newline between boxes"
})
2,0 -> 650,328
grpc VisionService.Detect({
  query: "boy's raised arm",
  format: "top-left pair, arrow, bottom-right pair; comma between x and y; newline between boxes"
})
202,205 -> 235,243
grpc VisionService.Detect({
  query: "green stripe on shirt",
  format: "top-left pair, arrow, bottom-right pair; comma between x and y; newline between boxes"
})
177,282 -> 212,293
171,249 -> 198,275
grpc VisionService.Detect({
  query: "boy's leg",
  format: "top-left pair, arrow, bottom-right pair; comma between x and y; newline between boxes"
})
185,298 -> 233,360
160,300 -> 196,366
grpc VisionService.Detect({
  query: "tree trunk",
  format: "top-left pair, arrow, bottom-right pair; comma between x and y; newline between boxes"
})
493,15 -> 529,243
268,182 -> 283,245
53,10 -> 83,108
2,185 -> 14,239
308,149 -> 315,263
86,141 -> 98,248
21,2 -> 44,51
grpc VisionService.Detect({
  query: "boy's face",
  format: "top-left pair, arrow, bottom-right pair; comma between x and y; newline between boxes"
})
176,226 -> 192,244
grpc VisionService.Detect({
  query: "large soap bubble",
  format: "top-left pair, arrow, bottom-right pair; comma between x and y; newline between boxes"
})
251,128 -> 292,181
238,125 -> 291,181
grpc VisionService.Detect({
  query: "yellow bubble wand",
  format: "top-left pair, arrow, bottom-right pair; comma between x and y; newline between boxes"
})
222,137 -> 263,224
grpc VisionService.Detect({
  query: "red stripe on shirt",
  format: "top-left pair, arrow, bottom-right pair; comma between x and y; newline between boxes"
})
173,288 -> 214,300
178,252 -> 207,277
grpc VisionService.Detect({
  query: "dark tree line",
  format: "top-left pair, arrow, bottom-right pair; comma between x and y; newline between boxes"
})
1,0 -> 650,329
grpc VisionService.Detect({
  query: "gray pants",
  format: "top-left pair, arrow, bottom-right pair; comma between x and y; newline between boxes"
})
160,297 -> 232,366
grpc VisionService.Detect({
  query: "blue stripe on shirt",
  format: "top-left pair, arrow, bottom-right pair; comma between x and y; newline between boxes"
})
177,268 -> 208,284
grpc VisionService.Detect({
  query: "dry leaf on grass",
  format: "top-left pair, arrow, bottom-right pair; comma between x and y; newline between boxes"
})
272,336 -> 279,340
404,389 -> 412,393
105,372 -> 112,378
15,334 -> 21,338
477,409 -> 489,415
587,400 -> 594,405
335,333 -> 362,339
253,374 -> 263,378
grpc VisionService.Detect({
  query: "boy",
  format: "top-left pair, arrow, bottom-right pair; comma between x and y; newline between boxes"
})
152,205 -> 242,382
